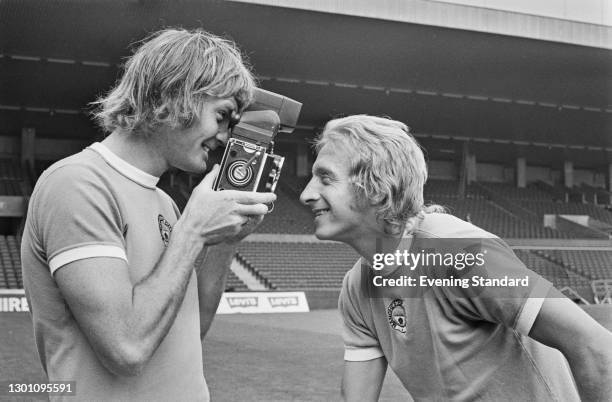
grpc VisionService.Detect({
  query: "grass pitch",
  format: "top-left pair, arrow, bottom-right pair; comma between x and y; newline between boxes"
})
1,310 -> 408,401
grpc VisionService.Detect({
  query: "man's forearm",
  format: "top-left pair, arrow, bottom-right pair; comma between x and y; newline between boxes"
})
121,228 -> 205,369
196,243 -> 236,339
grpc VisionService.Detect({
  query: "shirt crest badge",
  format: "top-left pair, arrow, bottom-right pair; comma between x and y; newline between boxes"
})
158,214 -> 172,246
387,299 -> 407,333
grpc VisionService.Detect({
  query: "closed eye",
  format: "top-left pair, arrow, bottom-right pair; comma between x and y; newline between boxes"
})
320,175 -> 332,185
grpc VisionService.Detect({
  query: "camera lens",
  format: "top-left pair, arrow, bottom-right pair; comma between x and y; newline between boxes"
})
227,160 -> 253,187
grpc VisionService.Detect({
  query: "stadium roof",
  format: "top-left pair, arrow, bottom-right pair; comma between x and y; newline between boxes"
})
1,0 -> 610,167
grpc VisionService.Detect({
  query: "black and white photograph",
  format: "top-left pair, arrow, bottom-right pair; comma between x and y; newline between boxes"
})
1,0 -> 611,401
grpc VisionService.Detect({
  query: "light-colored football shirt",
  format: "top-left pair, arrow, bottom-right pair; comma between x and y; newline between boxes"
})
339,213 -> 579,401
21,143 -> 208,401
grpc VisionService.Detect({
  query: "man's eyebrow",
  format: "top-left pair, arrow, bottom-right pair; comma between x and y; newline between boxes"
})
312,166 -> 335,177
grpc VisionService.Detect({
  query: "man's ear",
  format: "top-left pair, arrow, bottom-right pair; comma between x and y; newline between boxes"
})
382,216 -> 418,236
381,219 -> 404,236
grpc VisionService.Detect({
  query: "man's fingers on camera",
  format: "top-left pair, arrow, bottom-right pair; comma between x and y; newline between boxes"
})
230,191 -> 276,205
236,203 -> 270,216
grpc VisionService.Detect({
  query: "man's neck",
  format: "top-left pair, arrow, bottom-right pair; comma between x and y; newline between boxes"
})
101,130 -> 167,177
350,217 -> 419,264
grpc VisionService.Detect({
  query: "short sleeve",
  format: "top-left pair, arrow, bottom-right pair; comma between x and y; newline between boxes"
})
339,261 -> 384,362
437,237 -> 553,336
32,164 -> 127,274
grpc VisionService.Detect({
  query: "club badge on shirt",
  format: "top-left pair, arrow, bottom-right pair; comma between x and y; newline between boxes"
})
387,299 -> 407,333
158,214 -> 173,247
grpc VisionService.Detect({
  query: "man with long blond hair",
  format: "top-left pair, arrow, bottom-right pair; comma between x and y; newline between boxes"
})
300,114 -> 612,401
21,28 -> 275,400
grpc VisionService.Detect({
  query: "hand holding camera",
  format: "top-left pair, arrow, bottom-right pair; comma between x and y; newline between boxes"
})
180,89 -> 300,245
213,88 -> 302,193
179,164 -> 276,245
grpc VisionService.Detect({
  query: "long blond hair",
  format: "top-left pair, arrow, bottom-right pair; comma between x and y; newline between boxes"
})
92,28 -> 256,136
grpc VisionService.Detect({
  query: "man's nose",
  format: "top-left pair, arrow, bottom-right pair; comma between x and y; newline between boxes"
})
299,179 -> 318,205
215,129 -> 230,146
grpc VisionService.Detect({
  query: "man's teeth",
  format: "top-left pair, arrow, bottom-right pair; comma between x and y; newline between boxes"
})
314,209 -> 329,217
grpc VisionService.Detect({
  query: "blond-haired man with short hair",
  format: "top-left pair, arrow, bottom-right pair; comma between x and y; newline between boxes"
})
301,114 -> 612,401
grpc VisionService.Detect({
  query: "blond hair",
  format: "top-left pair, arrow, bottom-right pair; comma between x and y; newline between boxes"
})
316,115 -> 441,228
92,28 -> 256,135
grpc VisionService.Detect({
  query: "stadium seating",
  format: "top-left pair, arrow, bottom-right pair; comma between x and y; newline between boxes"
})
0,158 -> 32,196
544,250 -> 612,280
520,201 -> 612,225
237,242 -> 359,290
225,271 -> 249,292
254,186 -> 314,234
432,196 -> 568,239
514,250 -> 594,300
0,235 -> 22,289
2,166 -> 610,305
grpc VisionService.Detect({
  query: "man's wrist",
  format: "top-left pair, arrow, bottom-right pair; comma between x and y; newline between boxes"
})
169,221 -> 207,259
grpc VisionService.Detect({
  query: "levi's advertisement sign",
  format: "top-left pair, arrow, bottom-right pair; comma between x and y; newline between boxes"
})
217,292 -> 309,314
0,289 -> 310,314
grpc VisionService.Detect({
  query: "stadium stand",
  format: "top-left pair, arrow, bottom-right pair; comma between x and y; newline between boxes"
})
545,250 -> 612,280
424,179 -> 491,200
237,242 -> 359,290
478,182 -> 554,201
426,194 -> 569,239
255,186 -> 314,234
1,157 -> 610,301
0,158 -> 32,196
225,271 -> 249,292
0,235 -> 22,289
513,250 -> 594,301
520,201 -> 612,225
579,184 -> 612,205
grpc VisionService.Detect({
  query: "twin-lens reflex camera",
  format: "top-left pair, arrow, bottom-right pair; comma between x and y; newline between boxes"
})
213,88 -> 302,193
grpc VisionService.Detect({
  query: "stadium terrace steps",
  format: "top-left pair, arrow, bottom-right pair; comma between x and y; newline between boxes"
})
236,242 -> 359,290
235,252 -> 276,289
0,235 -> 22,289
254,186 -> 314,234
0,158 -> 33,196
1,234 -> 609,303
520,201 -> 612,226
544,250 -> 612,280
432,196 -> 567,239
230,256 -> 268,290
513,250 -> 594,301
280,174 -> 309,198
225,270 -> 249,292
425,179 -> 487,200
478,182 -> 554,202
429,180 -> 612,239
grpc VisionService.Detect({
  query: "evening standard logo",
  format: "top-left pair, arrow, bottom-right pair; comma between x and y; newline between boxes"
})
268,296 -> 299,308
226,296 -> 259,308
